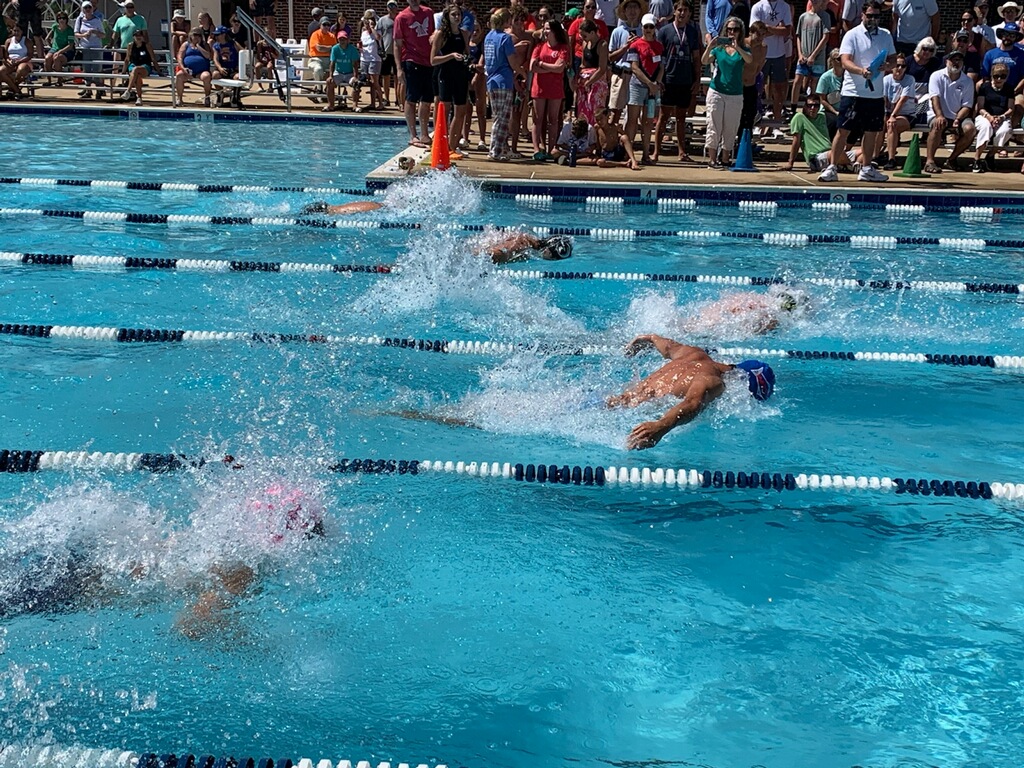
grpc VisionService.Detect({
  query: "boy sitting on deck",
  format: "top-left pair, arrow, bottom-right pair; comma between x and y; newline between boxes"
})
593,108 -> 642,169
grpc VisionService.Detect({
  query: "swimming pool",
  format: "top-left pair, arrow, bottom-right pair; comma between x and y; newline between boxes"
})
2,114 -> 1024,768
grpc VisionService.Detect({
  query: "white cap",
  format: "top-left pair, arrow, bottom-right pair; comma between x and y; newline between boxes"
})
641,12 -> 657,25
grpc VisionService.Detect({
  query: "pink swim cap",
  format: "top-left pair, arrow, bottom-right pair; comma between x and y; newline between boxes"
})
247,484 -> 325,544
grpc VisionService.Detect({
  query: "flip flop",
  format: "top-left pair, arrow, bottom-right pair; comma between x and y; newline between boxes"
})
409,139 -> 428,148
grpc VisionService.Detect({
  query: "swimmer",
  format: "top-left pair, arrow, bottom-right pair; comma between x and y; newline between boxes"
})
607,333 -> 775,450
300,200 -> 385,215
676,285 -> 810,336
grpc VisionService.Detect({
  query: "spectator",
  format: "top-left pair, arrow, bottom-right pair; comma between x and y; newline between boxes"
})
951,29 -> 982,81
702,15 -> 752,167
229,16 -> 249,49
2,20 -> 32,93
197,12 -> 215,44
749,0 -> 791,120
625,12 -> 663,164
170,9 -> 190,52
817,1 -> 894,183
212,25 -> 240,83
891,0 -> 938,57
121,28 -> 161,105
332,10 -> 353,37
924,49 -> 976,172
250,0 -> 277,41
905,37 -> 941,119
738,20 -> 767,145
816,47 -> 843,132
993,0 -> 1021,33
378,0 -> 399,104
973,60 -> 1014,170
552,115 -> 598,163
974,1 -> 996,45
576,19 -> 609,124
958,9 -> 991,57
0,42 -> 24,97
594,105 -> 642,166
431,3 -> 470,143
881,52 -> 917,168
595,0 -> 621,25
307,15 -> 335,97
394,0 -> 435,147
307,7 -> 324,37
704,0 -> 732,45
791,0 -> 830,106
13,0 -> 43,59
981,21 -> 1024,81
252,38 -> 276,90
325,29 -> 359,110
112,1 -> 147,47
510,0 -> 538,30
174,28 -> 214,106
74,1 -> 105,99
466,21 -> 488,149
484,7 -> 521,159
507,4 -> 532,158
608,0 -> 645,124
359,10 -> 384,111
567,1 -> 608,77
530,19 -> 569,160
779,93 -> 833,170
43,10 -> 75,85
654,1 -> 702,162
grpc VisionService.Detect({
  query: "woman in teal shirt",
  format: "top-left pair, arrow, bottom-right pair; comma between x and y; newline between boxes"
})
700,16 -> 752,168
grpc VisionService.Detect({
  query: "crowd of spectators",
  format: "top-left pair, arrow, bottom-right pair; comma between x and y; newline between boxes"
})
4,0 -> 1024,178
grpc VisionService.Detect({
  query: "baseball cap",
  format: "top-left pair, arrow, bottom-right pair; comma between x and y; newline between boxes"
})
173,9 -> 186,17
319,15 -> 331,24
213,24 -> 229,34
954,28 -> 970,38
387,0 -> 399,7
337,30 -> 349,38
641,12 -> 657,25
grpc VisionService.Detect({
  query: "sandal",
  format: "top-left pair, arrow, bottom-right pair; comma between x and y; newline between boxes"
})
924,162 -> 942,174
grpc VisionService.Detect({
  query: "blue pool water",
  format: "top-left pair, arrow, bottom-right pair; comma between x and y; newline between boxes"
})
2,115 -> 1024,768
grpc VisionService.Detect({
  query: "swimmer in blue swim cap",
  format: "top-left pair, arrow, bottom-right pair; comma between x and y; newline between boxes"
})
606,334 -> 775,450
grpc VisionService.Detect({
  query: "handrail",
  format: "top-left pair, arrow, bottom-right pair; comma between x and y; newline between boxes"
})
234,6 -> 291,111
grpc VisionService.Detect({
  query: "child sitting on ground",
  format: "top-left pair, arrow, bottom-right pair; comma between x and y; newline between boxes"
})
593,108 -> 641,169
553,117 -> 598,165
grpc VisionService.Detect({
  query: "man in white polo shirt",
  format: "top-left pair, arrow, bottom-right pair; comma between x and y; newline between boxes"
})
818,1 -> 895,182
924,49 -> 976,172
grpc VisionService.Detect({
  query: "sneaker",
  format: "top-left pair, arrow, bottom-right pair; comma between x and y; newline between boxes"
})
858,164 -> 889,182
135,97 -> 142,106
78,88 -> 90,98
817,164 -> 839,182
121,90 -> 132,102
852,161 -> 862,174
971,159 -> 984,173
882,158 -> 897,171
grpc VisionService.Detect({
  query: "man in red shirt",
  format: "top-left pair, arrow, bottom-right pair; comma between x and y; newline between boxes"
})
393,0 -> 435,146
568,1 -> 609,67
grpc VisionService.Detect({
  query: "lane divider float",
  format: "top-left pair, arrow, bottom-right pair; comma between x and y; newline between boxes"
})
0,322 -> 1021,369
1,449 -> 1019,502
0,175 -> 376,197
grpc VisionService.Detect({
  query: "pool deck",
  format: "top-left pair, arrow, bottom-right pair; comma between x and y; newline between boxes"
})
6,89 -> 1024,205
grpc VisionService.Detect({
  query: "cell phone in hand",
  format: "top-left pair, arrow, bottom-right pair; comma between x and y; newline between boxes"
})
715,36 -> 729,45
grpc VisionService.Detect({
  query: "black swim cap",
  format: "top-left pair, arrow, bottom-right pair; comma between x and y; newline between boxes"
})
538,235 -> 573,260
300,201 -> 329,215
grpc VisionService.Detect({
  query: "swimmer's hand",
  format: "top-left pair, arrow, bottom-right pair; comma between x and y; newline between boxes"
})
624,334 -> 655,357
627,419 -> 670,450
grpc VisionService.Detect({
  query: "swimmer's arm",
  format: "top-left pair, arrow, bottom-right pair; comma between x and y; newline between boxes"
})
488,232 -> 540,263
626,382 -> 709,450
624,333 -> 694,360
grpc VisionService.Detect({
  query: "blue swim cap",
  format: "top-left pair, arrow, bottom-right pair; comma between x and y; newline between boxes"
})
736,359 -> 775,401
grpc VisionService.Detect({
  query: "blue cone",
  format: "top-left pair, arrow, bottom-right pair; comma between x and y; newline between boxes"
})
730,128 -> 758,172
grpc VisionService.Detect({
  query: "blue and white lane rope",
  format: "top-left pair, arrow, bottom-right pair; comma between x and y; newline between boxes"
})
2,250 -> 1021,296
0,742 -> 444,768
0,206 -> 1022,250
1,323 -> 1022,369
0,175 -> 378,197
1,449 -> 1019,502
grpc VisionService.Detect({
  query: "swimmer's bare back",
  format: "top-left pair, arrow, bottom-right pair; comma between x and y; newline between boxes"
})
325,201 -> 385,215
384,409 -> 481,429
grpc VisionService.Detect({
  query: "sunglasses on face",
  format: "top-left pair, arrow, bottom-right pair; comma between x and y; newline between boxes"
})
993,73 -> 1007,78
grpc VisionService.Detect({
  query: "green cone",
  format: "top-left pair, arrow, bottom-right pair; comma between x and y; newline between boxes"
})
894,133 -> 928,177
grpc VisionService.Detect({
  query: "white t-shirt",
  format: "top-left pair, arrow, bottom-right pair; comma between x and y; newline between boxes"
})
557,122 -> 597,152
594,0 -> 620,24
926,67 -> 975,120
361,29 -> 381,64
839,23 -> 894,97
893,0 -> 938,45
750,0 -> 793,59
883,72 -> 918,116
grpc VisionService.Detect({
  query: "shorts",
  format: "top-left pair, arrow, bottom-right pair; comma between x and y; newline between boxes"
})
808,149 -> 855,171
381,55 -> 396,76
18,7 -> 43,37
602,144 -> 627,162
928,115 -> 976,137
402,60 -> 432,103
660,79 -> 693,108
627,78 -> 652,107
253,0 -> 275,16
128,63 -> 152,75
795,62 -> 824,77
762,55 -> 787,83
609,70 -> 631,111
308,57 -> 329,80
331,70 -> 355,86
438,65 -> 469,105
363,59 -> 382,76
836,95 -> 885,134
50,47 -> 80,61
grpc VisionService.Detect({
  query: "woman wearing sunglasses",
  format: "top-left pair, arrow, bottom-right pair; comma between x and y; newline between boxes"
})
700,15 -> 752,168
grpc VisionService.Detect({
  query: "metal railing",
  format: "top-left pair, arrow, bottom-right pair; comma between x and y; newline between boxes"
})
234,6 -> 292,111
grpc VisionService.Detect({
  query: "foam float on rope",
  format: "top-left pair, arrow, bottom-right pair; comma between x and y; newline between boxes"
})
0,175 -> 376,197
0,251 -> 391,274
0,322 -> 1021,368
1,449 -> 1019,501
2,207 -> 1024,250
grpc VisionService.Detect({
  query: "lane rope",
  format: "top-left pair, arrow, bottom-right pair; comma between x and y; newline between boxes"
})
0,449 -> 1019,502
0,207 -> 1022,250
2,250 -> 1020,295
0,322 -> 1021,368
0,175 -> 378,198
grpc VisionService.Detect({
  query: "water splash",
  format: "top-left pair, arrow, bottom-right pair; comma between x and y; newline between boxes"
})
381,169 -> 483,220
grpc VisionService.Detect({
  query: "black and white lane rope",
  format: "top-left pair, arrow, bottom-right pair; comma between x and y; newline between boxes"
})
1,449 -> 1019,502
0,175 -> 378,197
2,250 -> 1021,296
0,322 -> 1022,369
1,206 -> 1023,250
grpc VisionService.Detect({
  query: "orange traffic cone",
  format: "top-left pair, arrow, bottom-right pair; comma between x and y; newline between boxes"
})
430,102 -> 451,170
